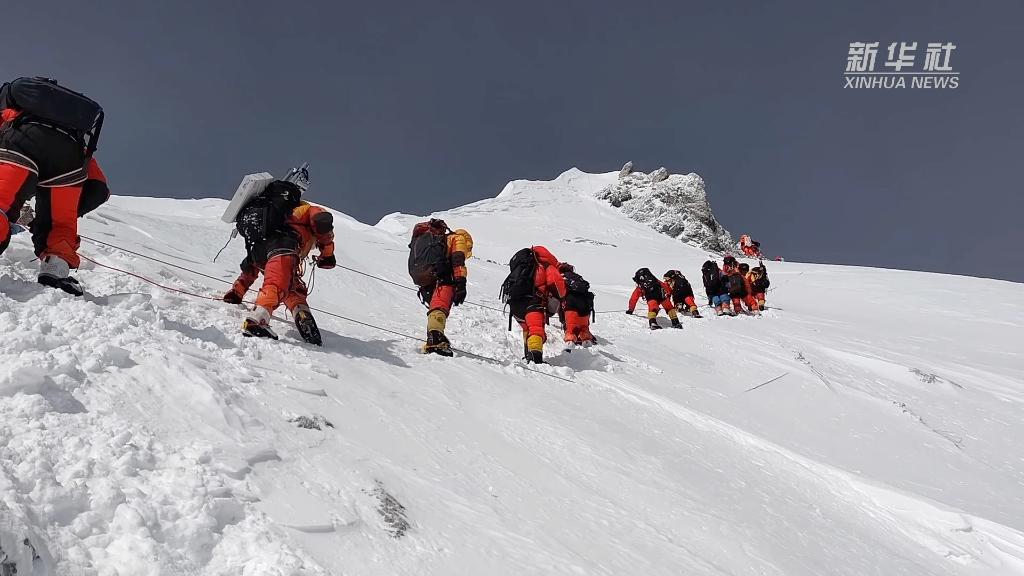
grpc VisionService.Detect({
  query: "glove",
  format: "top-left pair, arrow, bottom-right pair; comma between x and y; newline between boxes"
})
452,277 -> 467,306
626,309 -> 634,315
223,290 -> 243,305
316,254 -> 336,269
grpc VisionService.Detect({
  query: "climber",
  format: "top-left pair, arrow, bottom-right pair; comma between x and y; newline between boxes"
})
627,267 -> 682,329
222,164 -> 335,345
701,260 -> 730,316
0,77 -> 107,295
663,270 -> 701,318
559,262 -> 597,349
723,260 -> 749,316
748,261 -> 770,310
722,254 -> 739,274
737,263 -> 760,314
499,245 -> 566,364
407,218 -> 473,356
740,234 -> 762,258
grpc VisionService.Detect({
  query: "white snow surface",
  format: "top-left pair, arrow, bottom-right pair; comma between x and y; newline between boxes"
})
1,168 -> 1023,575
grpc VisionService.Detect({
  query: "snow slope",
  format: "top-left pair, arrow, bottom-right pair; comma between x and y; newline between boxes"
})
2,168 -> 1023,575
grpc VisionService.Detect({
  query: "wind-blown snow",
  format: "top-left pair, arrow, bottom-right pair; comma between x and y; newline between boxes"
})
1,171 -> 1023,575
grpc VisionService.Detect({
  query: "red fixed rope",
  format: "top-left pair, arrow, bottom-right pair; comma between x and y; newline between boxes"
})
80,253 -> 223,301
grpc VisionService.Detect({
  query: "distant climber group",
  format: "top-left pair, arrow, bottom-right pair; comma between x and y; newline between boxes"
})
1,75 -> 774,365
621,257 -> 769,329
701,256 -> 770,316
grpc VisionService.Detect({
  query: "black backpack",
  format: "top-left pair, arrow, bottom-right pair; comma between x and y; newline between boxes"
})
665,270 -> 693,300
236,180 -> 302,246
563,269 -> 595,319
752,265 -> 770,292
1,77 -> 104,156
408,220 -> 452,287
701,261 -> 721,289
632,268 -> 664,301
563,270 -> 590,294
727,273 -> 747,298
499,248 -> 538,303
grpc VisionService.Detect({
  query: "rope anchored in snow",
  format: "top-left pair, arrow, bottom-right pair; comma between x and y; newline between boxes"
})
79,253 -> 224,302
743,372 -> 789,393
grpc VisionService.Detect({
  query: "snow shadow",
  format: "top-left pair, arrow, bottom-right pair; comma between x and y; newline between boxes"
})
545,349 -> 611,372
316,329 -> 411,368
596,349 -> 626,363
39,377 -> 87,413
0,375 -> 87,414
0,275 -> 44,303
84,291 -> 152,307
161,318 -> 238,349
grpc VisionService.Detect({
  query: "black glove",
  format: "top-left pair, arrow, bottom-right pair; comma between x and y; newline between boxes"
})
223,290 -> 243,305
317,254 -> 336,269
452,277 -> 467,306
626,309 -> 634,315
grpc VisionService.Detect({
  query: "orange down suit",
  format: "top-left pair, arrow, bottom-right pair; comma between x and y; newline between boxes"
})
227,201 -> 335,314
426,232 -> 471,316
514,246 -> 566,354
743,272 -> 762,312
628,280 -> 678,320
0,108 -> 109,266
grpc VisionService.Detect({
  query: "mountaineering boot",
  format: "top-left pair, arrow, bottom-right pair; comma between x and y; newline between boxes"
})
292,304 -> 323,346
424,330 -> 453,357
671,317 -> 683,329
525,334 -> 545,363
648,317 -> 663,330
38,255 -> 84,296
242,307 -> 278,340
424,309 -> 453,356
564,340 -> 576,353
690,307 -> 703,319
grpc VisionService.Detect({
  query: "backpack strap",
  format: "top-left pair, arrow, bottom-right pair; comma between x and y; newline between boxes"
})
85,110 -> 104,158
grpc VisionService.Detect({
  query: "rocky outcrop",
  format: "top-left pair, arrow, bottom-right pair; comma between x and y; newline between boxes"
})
597,167 -> 733,252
